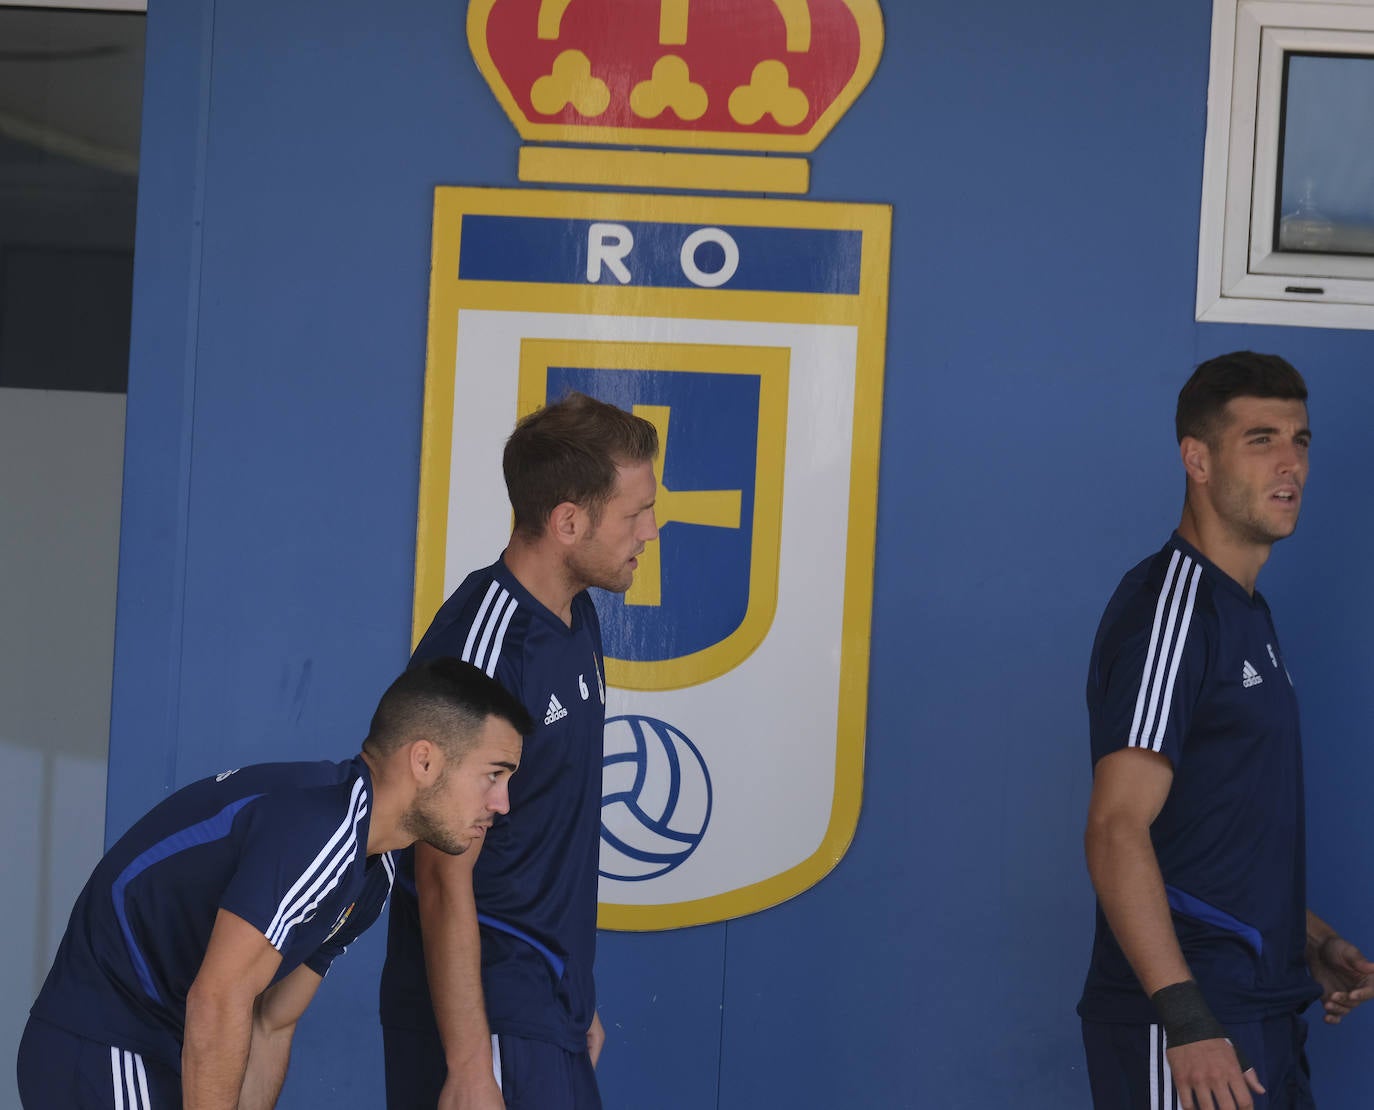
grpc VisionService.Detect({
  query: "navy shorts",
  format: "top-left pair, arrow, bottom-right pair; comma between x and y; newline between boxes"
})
1082,1014 -> 1314,1110
495,1032 -> 601,1110
383,1023 -> 600,1110
382,1020 -> 447,1108
17,1017 -> 181,1109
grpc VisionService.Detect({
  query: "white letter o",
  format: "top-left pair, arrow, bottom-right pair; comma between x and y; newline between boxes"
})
680,227 -> 739,288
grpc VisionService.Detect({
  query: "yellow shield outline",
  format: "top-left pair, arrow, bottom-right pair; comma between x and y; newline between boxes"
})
413,186 -> 890,928
516,339 -> 789,691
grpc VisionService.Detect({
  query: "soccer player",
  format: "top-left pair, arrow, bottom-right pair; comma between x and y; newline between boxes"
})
18,658 -> 531,1109
1079,352 -> 1374,1109
380,392 -> 659,1110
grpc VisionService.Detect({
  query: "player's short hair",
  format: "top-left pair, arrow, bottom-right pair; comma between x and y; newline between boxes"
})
503,391 -> 658,538
1175,351 -> 1308,445
363,658 -> 533,761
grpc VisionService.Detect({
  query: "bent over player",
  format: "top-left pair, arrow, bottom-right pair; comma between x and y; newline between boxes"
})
18,658 -> 530,1109
1079,352 -> 1374,1109
380,392 -> 658,1109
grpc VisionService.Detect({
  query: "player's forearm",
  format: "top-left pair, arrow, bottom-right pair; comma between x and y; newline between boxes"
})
182,989 -> 254,1110
1085,812 -> 1192,995
1304,908 -> 1348,970
235,1021 -> 294,1110
417,853 -> 494,1074
1306,909 -> 1338,948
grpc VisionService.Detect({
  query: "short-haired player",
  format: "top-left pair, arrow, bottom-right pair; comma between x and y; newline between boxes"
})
18,658 -> 530,1109
1079,352 -> 1374,1109
380,391 -> 659,1110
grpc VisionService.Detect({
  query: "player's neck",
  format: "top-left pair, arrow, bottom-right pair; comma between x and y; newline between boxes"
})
502,540 -> 578,626
1177,504 -> 1270,597
358,749 -> 408,855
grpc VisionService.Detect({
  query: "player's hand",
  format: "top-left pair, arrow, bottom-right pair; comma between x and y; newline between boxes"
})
1166,1038 -> 1264,1110
437,1068 -> 505,1110
1308,934 -> 1374,1024
587,1011 -> 606,1069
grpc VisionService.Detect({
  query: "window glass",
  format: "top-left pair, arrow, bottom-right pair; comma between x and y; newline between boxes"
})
0,7 -> 144,391
1277,52 -> 1374,256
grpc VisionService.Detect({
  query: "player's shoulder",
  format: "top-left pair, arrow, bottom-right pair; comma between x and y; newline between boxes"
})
210,759 -> 370,832
195,756 -> 356,794
414,560 -> 535,667
1096,540 -> 1219,652
108,759 -> 364,867
420,562 -> 504,636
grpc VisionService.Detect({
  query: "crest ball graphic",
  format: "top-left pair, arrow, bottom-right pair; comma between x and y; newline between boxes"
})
600,715 -> 713,881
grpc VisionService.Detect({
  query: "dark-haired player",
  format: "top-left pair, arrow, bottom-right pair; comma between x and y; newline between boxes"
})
381,392 -> 659,1110
18,658 -> 530,1109
1079,352 -> 1374,1109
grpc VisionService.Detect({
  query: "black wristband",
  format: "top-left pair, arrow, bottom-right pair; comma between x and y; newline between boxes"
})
1151,980 -> 1227,1047
1150,981 -> 1252,1071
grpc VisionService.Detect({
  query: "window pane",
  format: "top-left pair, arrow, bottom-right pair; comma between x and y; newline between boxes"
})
1277,53 -> 1374,255
0,7 -> 143,391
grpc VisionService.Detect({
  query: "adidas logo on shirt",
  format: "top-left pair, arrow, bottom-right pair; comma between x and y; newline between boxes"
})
1242,660 -> 1264,688
544,693 -> 568,725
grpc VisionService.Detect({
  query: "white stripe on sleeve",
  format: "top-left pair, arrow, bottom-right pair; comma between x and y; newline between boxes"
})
1147,564 -> 1202,753
1128,552 -> 1201,752
486,594 -> 519,677
462,581 -> 502,663
1129,550 -> 1183,747
473,589 -> 512,673
269,828 -> 362,946
265,778 -> 367,948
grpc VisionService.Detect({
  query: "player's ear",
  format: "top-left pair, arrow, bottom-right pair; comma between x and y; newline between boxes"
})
1180,436 -> 1210,484
409,738 -> 439,784
548,501 -> 584,546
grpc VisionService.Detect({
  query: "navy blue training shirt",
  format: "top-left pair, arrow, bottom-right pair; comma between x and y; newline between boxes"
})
382,557 -> 606,1053
1078,534 -> 1320,1024
31,757 -> 395,1070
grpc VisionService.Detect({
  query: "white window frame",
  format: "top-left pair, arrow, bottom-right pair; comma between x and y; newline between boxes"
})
1198,0 -> 1374,329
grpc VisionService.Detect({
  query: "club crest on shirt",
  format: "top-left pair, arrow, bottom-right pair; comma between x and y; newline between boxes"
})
325,902 -> 355,942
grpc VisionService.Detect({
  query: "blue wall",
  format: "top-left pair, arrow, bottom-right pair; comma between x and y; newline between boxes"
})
110,1 -> 1374,1106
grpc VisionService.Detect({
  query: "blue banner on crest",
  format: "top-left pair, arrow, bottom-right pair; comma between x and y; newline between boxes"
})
459,215 -> 861,294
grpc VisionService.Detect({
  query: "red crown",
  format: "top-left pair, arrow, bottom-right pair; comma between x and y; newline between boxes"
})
468,0 -> 884,154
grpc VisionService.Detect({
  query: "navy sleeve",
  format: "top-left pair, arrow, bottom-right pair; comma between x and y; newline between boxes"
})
304,854 -> 395,976
219,781 -> 369,952
1091,563 -> 1211,770
414,582 -> 527,705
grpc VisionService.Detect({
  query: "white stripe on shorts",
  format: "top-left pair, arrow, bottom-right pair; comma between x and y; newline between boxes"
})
492,1032 -> 503,1091
110,1046 -> 151,1109
1150,1023 -> 1180,1110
